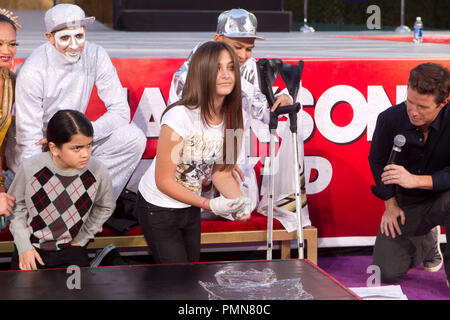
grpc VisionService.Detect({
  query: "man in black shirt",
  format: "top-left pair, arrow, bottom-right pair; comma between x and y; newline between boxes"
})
369,63 -> 450,286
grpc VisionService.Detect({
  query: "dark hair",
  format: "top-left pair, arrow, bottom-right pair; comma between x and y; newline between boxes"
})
408,63 -> 450,105
0,14 -> 17,31
163,41 -> 243,170
45,109 -> 93,151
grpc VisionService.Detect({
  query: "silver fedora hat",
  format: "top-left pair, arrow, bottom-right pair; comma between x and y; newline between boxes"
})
216,9 -> 264,40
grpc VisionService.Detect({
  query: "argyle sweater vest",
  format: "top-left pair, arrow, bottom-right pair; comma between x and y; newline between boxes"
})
9,152 -> 115,254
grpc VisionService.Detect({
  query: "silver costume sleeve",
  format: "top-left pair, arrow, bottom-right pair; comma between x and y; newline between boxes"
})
167,42 -> 202,106
241,76 -> 270,124
92,47 -> 130,141
168,66 -> 186,106
14,66 -> 46,164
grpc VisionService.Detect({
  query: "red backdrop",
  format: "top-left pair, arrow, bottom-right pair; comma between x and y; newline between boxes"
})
15,57 -> 450,244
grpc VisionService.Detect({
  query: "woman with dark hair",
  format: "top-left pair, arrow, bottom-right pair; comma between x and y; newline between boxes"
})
136,41 -> 252,264
8,109 -> 115,270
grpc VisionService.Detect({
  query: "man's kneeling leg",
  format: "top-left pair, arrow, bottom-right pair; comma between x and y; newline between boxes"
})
372,230 -> 419,284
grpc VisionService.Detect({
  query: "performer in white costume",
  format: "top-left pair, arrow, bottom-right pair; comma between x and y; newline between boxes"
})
168,9 -> 293,215
5,4 -> 146,200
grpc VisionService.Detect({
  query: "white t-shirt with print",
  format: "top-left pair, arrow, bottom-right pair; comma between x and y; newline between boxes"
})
138,105 -> 224,208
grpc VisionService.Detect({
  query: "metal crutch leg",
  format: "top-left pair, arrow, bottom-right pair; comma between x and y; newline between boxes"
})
256,58 -> 282,261
267,112 -> 279,260
289,114 -> 304,259
281,61 -> 305,259
257,59 -> 305,260
266,105 -> 301,260
266,129 -> 276,260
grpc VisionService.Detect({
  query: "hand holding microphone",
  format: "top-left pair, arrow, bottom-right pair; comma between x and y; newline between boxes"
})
382,134 -> 405,185
387,134 -> 406,165
381,134 -> 420,188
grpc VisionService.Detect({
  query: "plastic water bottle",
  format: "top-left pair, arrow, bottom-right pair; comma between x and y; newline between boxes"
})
413,17 -> 423,44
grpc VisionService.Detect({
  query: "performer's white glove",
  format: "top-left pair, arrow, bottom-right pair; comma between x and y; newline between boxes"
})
233,197 -> 253,221
209,195 -> 247,218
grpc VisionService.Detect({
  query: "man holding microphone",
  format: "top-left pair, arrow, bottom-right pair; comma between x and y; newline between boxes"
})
369,63 -> 450,286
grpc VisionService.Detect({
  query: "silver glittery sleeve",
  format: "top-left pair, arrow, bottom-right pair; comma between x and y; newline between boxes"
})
241,59 -> 257,85
168,42 -> 203,106
13,49 -> 47,168
168,64 -> 187,106
241,73 -> 270,124
91,45 -> 131,141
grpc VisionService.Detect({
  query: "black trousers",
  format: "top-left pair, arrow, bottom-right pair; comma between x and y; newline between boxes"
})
11,244 -> 90,270
372,190 -> 450,283
135,192 -> 201,264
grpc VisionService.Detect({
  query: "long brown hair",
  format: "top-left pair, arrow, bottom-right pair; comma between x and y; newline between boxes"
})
163,41 -> 243,170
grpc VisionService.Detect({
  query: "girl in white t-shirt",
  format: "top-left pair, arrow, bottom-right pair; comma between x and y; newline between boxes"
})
137,42 -> 252,263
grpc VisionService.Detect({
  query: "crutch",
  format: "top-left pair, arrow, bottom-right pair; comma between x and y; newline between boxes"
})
257,58 -> 282,260
256,59 -> 304,260
280,60 -> 305,259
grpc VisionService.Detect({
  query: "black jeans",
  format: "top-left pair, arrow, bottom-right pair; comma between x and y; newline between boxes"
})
135,192 -> 201,264
11,244 -> 90,270
372,190 -> 450,283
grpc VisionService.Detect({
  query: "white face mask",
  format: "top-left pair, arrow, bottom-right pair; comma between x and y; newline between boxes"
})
54,27 -> 85,63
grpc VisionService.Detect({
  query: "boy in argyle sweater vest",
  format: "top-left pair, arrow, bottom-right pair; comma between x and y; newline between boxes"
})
8,110 -> 115,270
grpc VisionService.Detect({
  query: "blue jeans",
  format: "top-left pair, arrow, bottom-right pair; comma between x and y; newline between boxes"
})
135,192 -> 201,264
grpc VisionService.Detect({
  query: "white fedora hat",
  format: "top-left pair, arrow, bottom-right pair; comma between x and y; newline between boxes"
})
45,4 -> 95,33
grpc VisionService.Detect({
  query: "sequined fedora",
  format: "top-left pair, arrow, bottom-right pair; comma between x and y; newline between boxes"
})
216,9 -> 265,40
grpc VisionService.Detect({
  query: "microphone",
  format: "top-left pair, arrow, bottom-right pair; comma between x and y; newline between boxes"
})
387,134 -> 406,165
